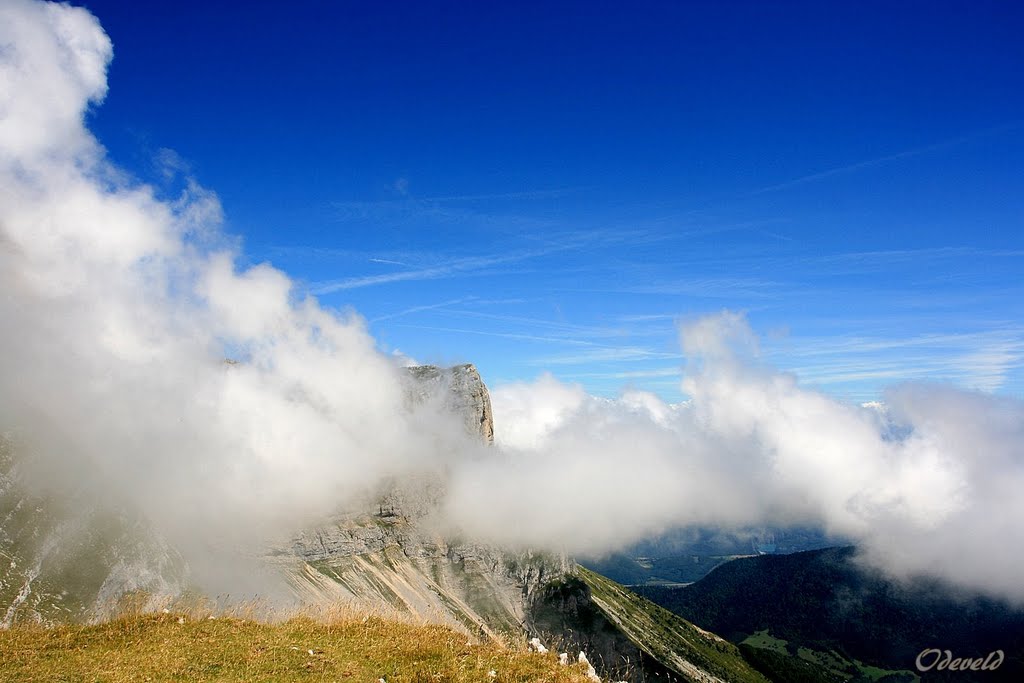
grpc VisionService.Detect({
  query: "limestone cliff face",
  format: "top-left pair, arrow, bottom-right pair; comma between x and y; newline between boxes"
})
280,366 -> 763,683
285,513 -> 571,640
404,364 -> 494,443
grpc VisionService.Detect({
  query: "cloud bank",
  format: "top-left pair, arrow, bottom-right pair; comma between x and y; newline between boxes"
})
2,0 -> 1022,604
459,313 -> 1024,601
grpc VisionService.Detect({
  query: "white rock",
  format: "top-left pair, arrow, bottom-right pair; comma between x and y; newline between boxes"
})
578,652 -> 600,682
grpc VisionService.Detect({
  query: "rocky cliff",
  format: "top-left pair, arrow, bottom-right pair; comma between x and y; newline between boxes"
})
404,363 -> 494,443
283,513 -> 570,640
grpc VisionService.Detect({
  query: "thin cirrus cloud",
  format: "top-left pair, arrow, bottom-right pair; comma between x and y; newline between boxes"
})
752,121 -> 1024,194
392,323 -> 604,348
308,248 -> 550,294
426,309 -> 640,341
578,277 -> 789,300
304,227 -> 649,295
770,329 -> 1024,395
528,346 -> 681,366
795,246 -> 1024,276
369,297 -> 479,323
556,367 -> 683,380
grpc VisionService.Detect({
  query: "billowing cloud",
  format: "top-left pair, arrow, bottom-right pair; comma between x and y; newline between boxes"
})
0,0 -> 475,567
453,315 -> 1024,601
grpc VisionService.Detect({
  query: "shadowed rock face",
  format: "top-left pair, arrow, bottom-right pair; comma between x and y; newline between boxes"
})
404,364 -> 494,444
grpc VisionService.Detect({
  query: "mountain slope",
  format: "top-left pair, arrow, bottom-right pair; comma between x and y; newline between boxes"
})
0,434 -> 187,626
528,565 -> 770,683
636,547 -> 1024,682
580,567 -> 769,683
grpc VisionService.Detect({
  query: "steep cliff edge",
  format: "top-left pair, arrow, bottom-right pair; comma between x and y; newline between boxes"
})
405,363 -> 494,443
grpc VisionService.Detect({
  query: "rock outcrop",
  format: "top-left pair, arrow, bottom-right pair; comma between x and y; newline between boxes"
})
404,363 -> 494,443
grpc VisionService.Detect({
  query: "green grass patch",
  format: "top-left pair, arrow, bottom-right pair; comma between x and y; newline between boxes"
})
742,629 -> 789,654
741,630 -> 918,683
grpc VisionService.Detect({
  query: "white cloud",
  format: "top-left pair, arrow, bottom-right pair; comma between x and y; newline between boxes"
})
0,0 -> 475,589
451,313 -> 1024,602
490,374 -> 587,450
0,0 -> 110,161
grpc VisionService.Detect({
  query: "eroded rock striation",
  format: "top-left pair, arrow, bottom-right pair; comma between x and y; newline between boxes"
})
286,512 -> 572,639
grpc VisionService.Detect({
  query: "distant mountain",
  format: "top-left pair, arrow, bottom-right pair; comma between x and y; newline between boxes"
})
636,547 -> 1024,682
621,527 -> 841,560
581,528 -> 843,587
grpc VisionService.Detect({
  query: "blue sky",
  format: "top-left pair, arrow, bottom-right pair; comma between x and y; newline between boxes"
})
80,0 -> 1023,402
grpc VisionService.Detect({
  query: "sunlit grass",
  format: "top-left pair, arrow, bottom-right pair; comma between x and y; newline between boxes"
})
0,604 -> 593,683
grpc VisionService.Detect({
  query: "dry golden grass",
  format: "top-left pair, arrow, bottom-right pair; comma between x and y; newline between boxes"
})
0,605 -> 594,683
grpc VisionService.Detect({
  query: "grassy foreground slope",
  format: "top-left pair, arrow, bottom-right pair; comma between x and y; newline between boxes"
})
0,611 -> 594,683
